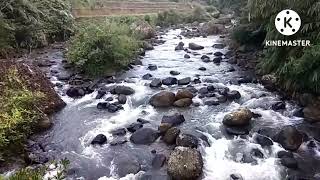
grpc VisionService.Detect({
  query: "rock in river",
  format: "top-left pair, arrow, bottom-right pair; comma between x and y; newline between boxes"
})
150,78 -> 162,88
91,134 -> 107,145
162,77 -> 178,85
149,91 -> 176,107
173,98 -> 192,107
161,114 -> 186,126
168,147 -> 203,180
178,77 -> 191,85
189,43 -> 204,50
176,133 -> 199,148
112,86 -> 135,95
113,154 -> 141,178
66,87 -> 85,98
176,89 -> 194,100
276,126 -> 303,151
130,128 -> 160,145
223,108 -> 253,126
163,127 -> 180,145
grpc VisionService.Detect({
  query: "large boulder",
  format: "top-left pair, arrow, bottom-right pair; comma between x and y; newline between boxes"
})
261,74 -> 277,91
131,20 -> 155,39
175,42 -> 185,51
130,128 -> 160,145
91,134 -> 107,145
223,108 -> 253,126
173,98 -> 192,107
176,89 -> 194,100
150,78 -> 162,88
113,154 -> 141,178
163,127 -> 180,145
189,43 -> 204,50
66,87 -> 85,98
178,77 -> 191,85
149,91 -> 176,107
167,147 -> 203,180
161,114 -> 185,126
200,20 -> 226,35
162,77 -> 178,85
276,126 -> 303,151
303,105 -> 320,123
176,133 -> 199,148
112,86 -> 135,95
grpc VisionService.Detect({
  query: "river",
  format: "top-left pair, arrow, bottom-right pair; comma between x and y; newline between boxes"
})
32,28 -> 320,180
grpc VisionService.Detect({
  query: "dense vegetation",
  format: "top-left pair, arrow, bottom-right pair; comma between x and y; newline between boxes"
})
67,21 -> 141,76
246,0 -> 320,94
0,68 -> 43,152
0,0 -> 74,58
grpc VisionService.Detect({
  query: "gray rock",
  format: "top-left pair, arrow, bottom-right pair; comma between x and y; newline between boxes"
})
189,43 -> 204,50
149,91 -> 176,107
130,128 -> 160,145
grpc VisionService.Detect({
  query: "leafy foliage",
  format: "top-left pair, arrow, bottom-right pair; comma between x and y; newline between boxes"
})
67,22 -> 140,76
246,0 -> 320,94
0,0 -> 74,58
0,68 -> 43,151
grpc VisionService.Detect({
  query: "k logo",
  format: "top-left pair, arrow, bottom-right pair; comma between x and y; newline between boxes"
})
275,10 -> 301,36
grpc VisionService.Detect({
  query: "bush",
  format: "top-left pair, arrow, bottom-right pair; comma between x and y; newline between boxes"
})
0,68 -> 43,151
67,22 -> 140,76
0,0 -> 74,58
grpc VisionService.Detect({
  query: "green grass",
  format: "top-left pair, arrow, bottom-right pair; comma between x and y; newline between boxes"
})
0,68 -> 44,152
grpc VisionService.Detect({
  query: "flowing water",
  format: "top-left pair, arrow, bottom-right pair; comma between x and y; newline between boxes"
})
34,28 -> 320,180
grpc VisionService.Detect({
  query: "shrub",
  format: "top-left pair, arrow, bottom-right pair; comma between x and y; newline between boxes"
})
0,68 -> 43,151
67,22 -> 140,76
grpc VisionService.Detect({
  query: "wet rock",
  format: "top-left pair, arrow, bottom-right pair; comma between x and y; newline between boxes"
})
159,123 -> 173,134
161,114 -> 185,126
214,51 -> 224,57
207,85 -> 215,92
148,64 -> 158,71
178,77 -> 191,85
189,43 -> 204,50
132,59 -> 143,65
176,133 -> 199,148
97,102 -> 110,109
261,74 -> 277,91
251,148 -> 264,158
105,97 -> 113,101
113,154 -> 141,178
223,108 -> 253,126
213,57 -> 222,63
66,87 -> 85,98
175,42 -> 185,51
216,94 -> 227,103
199,87 -> 209,94
131,20 -> 155,39
142,73 -> 153,80
201,55 -> 210,60
57,72 -> 71,81
225,127 -> 249,135
163,127 -> 180,145
149,91 -> 176,107
137,118 -> 149,124
168,147 -> 203,180
200,21 -> 226,35
212,43 -> 226,49
280,157 -> 298,169
111,128 -> 126,136
272,101 -> 286,111
140,173 -> 170,180
91,134 -> 107,145
152,154 -> 166,169
230,174 -> 244,180
26,152 -> 49,164
227,66 -> 236,72
127,122 -> 143,133
184,54 -> 191,59
199,67 -> 206,71
186,86 -> 198,94
130,128 -> 160,145
144,42 -> 154,50
293,108 -> 304,118
226,90 -> 241,100
204,98 -> 220,106
110,137 -> 127,146
176,89 -> 193,100
173,98 -> 193,107
276,126 -> 303,151
193,78 -> 202,84
117,95 -> 127,104
170,70 -> 180,76
162,77 -> 178,85
150,78 -> 162,88
112,86 -> 135,95
107,104 -> 120,113
277,151 -> 294,158
96,88 -> 107,99
303,105 -> 320,123
255,134 -> 273,146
